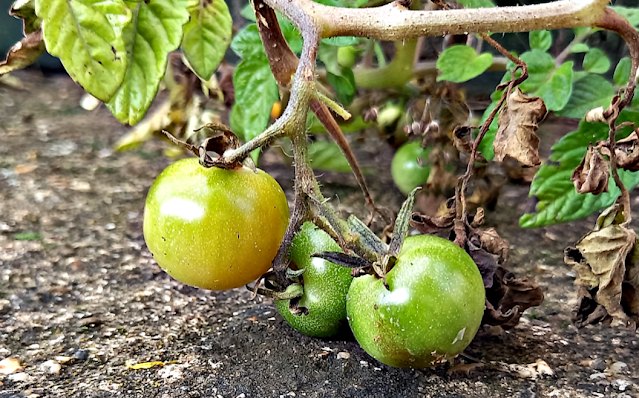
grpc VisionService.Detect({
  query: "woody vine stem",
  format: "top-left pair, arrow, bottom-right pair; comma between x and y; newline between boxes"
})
213,0 -> 639,288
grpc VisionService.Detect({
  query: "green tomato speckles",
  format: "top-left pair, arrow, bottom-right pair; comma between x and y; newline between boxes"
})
275,222 -> 354,338
346,234 -> 485,368
143,158 -> 289,290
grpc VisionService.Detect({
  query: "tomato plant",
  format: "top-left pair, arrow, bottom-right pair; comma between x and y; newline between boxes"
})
143,158 -> 289,290
390,141 -> 431,195
346,234 -> 485,368
275,222 -> 353,338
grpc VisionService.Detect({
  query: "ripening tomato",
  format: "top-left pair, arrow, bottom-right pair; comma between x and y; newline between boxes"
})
391,141 -> 431,195
275,222 -> 353,338
347,234 -> 485,368
143,158 -> 289,290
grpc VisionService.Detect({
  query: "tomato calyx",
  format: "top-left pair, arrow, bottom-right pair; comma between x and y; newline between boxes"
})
247,268 -> 306,301
311,188 -> 419,288
161,123 -> 252,171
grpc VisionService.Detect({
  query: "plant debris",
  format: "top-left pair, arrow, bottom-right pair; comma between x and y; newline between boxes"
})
571,145 -> 609,194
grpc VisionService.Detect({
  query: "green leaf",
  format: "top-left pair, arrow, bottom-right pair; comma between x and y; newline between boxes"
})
521,110 -> 639,228
231,24 -> 263,59
309,141 -> 360,173
570,43 -> 589,53
583,48 -> 610,74
535,61 -> 573,111
181,0 -> 232,80
610,6 -> 639,29
556,74 -> 613,119
614,57 -> 632,86
436,45 -> 493,83
36,0 -> 132,102
477,101 -> 499,160
517,50 -> 555,92
322,36 -> 359,46
106,0 -> 189,125
529,30 -> 551,52
456,0 -> 495,7
327,68 -> 356,105
232,57 -> 279,142
240,3 -> 256,21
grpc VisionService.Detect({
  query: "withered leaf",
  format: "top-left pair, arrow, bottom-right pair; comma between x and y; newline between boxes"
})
410,211 -> 454,235
425,147 -> 458,193
493,88 -> 547,167
601,132 -> 639,172
571,145 -> 609,195
0,29 -> 45,76
479,227 -> 510,265
484,267 -> 544,329
565,203 -> 638,327
467,237 -> 498,289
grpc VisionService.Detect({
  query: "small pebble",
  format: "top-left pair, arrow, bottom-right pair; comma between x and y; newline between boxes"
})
337,352 -> 350,360
41,360 -> 61,375
73,349 -> 89,361
7,372 -> 30,382
589,372 -> 607,381
612,379 -> 631,391
591,358 -> 606,371
606,361 -> 628,375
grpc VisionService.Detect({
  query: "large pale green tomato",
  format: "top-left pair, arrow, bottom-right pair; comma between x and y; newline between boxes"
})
391,141 -> 431,195
143,158 -> 289,290
347,234 -> 485,368
275,222 -> 354,338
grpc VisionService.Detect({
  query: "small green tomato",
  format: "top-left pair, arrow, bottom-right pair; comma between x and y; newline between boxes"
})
275,222 -> 354,338
391,142 -> 431,196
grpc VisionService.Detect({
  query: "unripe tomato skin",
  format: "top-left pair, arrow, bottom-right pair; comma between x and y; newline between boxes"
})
275,222 -> 354,338
347,234 -> 485,368
391,142 -> 431,195
143,158 -> 289,290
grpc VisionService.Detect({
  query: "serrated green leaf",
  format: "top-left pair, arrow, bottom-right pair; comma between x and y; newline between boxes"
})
529,30 -> 551,52
436,45 -> 493,83
517,50 -> 555,92
456,0 -> 495,7
610,6 -> 639,29
570,43 -> 589,53
232,57 -> 279,142
556,74 -> 613,119
240,3 -> 256,21
614,57 -> 632,86
521,110 -> 639,228
181,0 -> 232,80
106,0 -> 189,125
36,0 -> 132,102
583,48 -> 610,74
535,61 -> 573,111
231,24 -> 263,59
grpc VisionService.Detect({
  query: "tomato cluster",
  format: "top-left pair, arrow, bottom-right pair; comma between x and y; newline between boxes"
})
144,160 -> 484,368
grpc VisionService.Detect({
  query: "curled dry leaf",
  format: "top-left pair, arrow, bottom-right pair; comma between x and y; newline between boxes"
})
483,267 -> 545,329
600,132 -> 639,172
452,126 -> 486,163
0,29 -> 45,76
479,227 -> 509,265
571,145 -> 609,195
565,203 -> 639,328
425,147 -> 458,193
493,88 -> 547,167
467,237 -> 498,289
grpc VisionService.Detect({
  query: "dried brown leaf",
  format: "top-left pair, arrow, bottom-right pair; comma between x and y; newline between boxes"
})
446,362 -> 484,375
467,237 -> 498,289
601,132 -> 639,172
571,145 -> 609,194
425,147 -> 458,193
493,88 -> 547,167
409,211 -> 454,235
0,30 -> 45,76
565,204 -> 639,328
479,227 -> 510,264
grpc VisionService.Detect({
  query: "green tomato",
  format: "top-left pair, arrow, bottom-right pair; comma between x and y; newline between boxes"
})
143,158 -> 289,290
275,222 -> 354,338
347,234 -> 485,368
391,142 -> 431,196
337,46 -> 357,68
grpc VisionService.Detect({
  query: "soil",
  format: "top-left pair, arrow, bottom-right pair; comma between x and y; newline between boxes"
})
0,72 -> 638,398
